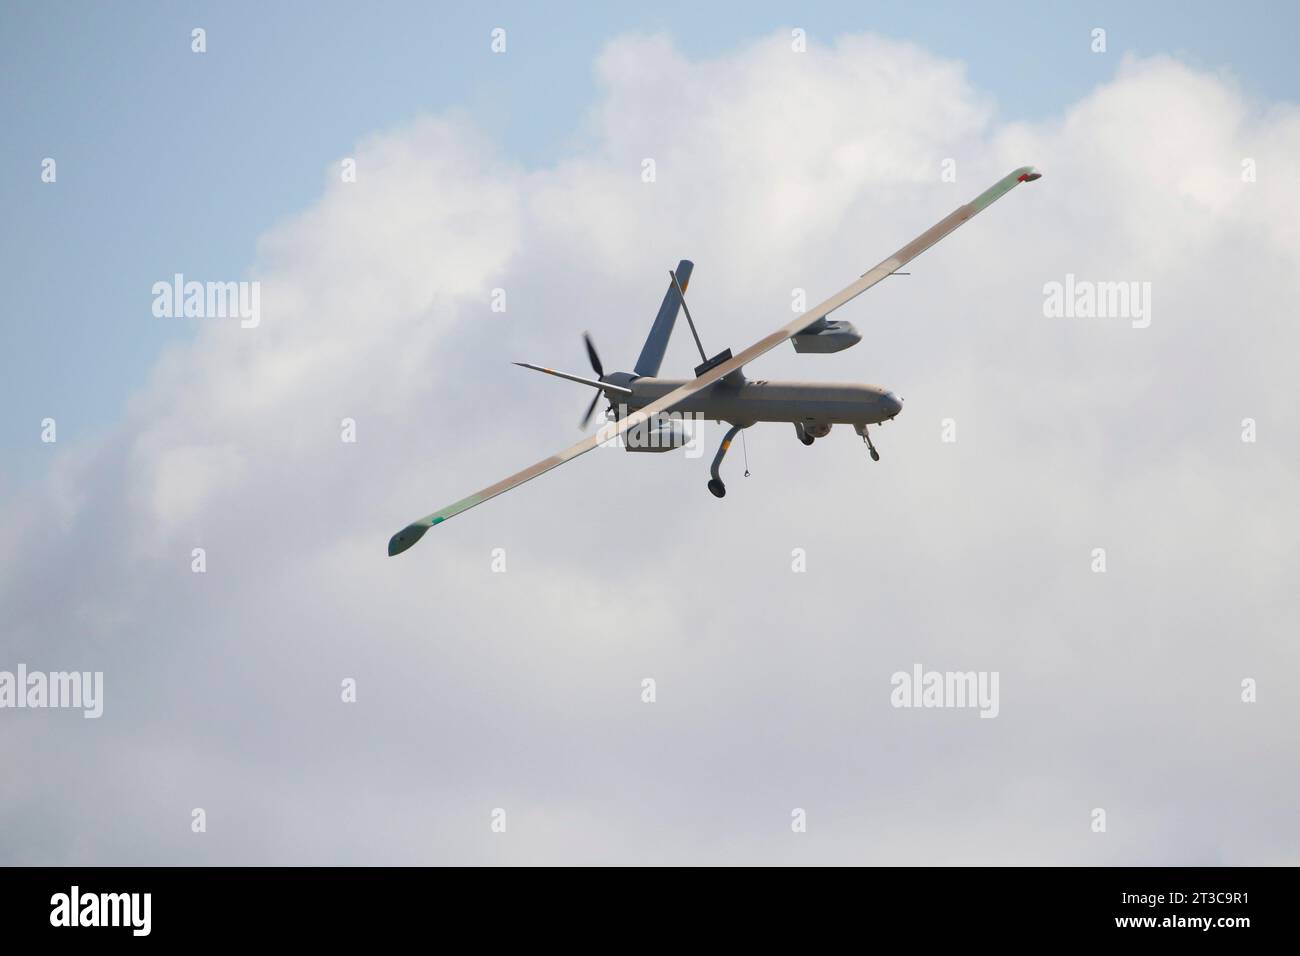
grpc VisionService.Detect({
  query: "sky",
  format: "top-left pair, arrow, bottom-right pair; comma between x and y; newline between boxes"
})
1,2 -> 1298,864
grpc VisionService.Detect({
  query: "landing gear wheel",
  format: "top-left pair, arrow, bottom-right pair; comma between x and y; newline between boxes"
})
708,424 -> 742,498
800,435 -> 815,446
860,425 -> 881,461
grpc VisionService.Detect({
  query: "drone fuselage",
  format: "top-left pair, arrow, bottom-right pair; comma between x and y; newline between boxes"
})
606,375 -> 902,429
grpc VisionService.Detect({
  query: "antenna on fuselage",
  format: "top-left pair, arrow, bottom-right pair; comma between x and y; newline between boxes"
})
669,269 -> 708,365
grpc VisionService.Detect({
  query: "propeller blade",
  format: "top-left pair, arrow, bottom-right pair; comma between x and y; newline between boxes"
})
579,390 -> 601,430
583,332 -> 604,378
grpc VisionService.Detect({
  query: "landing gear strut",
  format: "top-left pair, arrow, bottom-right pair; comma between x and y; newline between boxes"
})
708,423 -> 744,497
858,424 -> 881,461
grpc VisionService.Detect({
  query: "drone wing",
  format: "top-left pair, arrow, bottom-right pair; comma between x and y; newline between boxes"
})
388,166 -> 1041,555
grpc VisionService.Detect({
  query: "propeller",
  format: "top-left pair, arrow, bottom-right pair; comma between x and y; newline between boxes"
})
584,332 -> 604,378
580,332 -> 605,429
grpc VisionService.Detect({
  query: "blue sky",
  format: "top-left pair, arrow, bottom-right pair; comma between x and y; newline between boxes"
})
3,1 -> 1298,486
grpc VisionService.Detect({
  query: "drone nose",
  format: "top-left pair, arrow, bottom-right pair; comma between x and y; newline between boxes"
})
885,392 -> 903,418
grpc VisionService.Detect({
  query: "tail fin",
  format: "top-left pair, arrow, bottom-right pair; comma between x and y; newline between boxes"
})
633,260 -> 693,377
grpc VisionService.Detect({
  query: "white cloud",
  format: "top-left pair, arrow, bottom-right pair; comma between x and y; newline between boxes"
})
143,443 -> 247,531
3,31 -> 1298,864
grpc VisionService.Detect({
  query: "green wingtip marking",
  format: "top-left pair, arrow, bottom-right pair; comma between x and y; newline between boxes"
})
388,523 -> 430,556
388,503 -> 471,555
971,166 -> 1040,211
